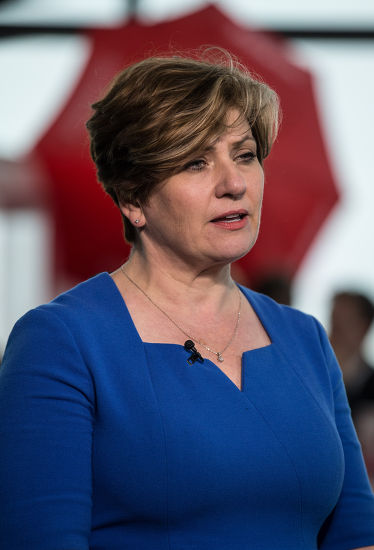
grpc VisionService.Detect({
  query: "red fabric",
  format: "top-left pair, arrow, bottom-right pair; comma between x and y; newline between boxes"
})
35,5 -> 338,290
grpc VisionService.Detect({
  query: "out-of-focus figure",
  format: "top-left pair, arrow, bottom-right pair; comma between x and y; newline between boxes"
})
253,272 -> 293,306
330,290 -> 374,487
329,291 -> 374,415
355,401 -> 374,488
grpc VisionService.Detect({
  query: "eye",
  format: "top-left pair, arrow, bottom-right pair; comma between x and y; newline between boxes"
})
236,151 -> 257,163
183,159 -> 207,172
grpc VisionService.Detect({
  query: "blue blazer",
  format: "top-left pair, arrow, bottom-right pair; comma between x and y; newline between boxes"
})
1,272 -> 374,549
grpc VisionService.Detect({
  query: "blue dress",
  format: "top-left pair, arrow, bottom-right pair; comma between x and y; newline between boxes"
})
0,272 -> 374,549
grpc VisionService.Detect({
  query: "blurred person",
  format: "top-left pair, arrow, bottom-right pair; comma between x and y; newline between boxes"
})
253,271 -> 293,305
355,401 -> 374,489
1,50 -> 374,550
329,291 -> 374,416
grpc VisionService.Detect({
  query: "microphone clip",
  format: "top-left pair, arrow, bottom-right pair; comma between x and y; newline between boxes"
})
184,340 -> 204,365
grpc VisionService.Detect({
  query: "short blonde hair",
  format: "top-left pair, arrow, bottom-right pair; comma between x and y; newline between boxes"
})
86,49 -> 280,244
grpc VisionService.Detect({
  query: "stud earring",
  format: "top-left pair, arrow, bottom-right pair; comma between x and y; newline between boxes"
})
134,219 -> 140,224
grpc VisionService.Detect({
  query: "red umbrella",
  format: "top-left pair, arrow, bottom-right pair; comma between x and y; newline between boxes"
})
34,4 -> 338,291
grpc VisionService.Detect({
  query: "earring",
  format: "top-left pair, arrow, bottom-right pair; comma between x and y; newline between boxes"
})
134,219 -> 140,224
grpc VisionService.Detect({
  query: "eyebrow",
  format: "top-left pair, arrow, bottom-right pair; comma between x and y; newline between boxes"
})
203,133 -> 256,152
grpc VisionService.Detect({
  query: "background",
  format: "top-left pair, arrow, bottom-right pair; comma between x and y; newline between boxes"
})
0,0 -> 374,360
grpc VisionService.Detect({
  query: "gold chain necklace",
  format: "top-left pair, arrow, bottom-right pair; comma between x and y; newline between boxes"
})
120,265 -> 241,363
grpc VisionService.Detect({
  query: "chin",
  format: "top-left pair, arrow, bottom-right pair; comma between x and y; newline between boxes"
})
203,227 -> 259,266
225,234 -> 258,261
213,243 -> 255,266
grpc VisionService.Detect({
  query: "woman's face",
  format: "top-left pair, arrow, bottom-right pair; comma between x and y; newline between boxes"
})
139,110 -> 265,271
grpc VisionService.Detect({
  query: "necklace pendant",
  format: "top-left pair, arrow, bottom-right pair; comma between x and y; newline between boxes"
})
217,352 -> 224,362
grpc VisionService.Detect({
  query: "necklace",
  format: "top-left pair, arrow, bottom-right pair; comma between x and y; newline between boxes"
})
120,265 -> 241,363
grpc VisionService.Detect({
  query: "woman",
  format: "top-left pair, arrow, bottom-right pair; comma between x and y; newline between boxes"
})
0,50 -> 373,550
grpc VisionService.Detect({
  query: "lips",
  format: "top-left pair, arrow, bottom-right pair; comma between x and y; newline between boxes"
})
211,210 -> 248,223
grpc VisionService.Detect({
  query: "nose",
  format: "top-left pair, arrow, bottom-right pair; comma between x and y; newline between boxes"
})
215,160 -> 246,199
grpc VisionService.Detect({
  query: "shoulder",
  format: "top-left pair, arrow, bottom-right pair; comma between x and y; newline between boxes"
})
239,284 -> 323,339
15,272 -> 119,330
0,277 -> 120,405
3,272 -> 127,364
239,285 -> 340,386
41,271 -> 117,319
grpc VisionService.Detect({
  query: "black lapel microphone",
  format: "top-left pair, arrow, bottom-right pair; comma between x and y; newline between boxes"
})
184,340 -> 204,365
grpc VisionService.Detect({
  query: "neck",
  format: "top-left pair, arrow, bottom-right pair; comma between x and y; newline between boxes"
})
123,246 -> 237,314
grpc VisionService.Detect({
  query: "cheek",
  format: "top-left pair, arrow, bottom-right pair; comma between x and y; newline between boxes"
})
250,178 -> 264,211
258,176 -> 265,205
170,193 -> 205,232
174,216 -> 188,234
248,165 -> 264,194
165,200 -> 195,236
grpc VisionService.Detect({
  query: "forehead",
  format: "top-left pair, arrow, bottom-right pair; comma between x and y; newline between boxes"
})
207,109 -> 255,148
226,108 -> 249,127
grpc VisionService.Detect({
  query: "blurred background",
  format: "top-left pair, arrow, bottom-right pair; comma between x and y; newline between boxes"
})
0,1 -> 374,414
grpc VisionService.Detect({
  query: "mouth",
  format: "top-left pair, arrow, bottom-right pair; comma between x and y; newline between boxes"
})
210,210 -> 248,223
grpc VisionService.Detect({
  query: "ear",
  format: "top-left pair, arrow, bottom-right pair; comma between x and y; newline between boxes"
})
119,201 -> 145,227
